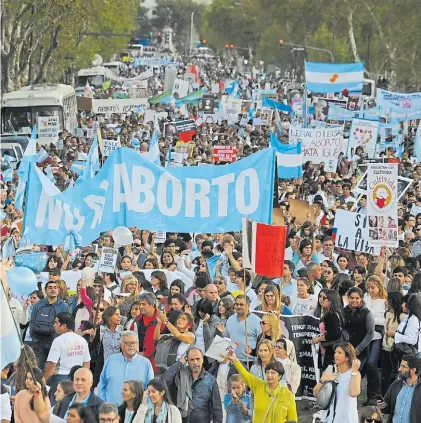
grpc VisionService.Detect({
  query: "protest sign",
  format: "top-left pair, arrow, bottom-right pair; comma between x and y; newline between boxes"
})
315,98 -> 347,121
198,95 -> 217,114
289,125 -> 344,172
377,88 -> 421,111
37,116 -> 60,145
333,210 -> 381,254
24,147 -> 276,245
172,78 -> 189,98
280,314 -> 320,399
347,118 -> 380,158
242,219 -> 287,278
205,336 -> 236,361
103,138 -> 121,157
367,163 -> 398,247
154,231 -> 167,244
98,247 -> 118,273
92,98 -> 149,114
164,67 -> 178,92
213,146 -> 237,163
289,199 -> 315,224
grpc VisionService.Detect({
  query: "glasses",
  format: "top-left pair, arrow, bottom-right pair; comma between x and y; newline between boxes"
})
122,341 -> 138,347
274,345 -> 285,350
260,321 -> 268,325
365,419 -> 382,423
94,308 -> 105,312
132,243 -> 141,247
215,281 -> 225,285
99,417 -> 119,423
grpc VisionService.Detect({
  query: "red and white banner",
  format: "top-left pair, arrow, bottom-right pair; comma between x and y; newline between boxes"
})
213,146 -> 237,163
242,218 -> 287,277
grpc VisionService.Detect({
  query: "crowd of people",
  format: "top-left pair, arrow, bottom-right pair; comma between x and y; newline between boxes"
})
2,53 -> 421,423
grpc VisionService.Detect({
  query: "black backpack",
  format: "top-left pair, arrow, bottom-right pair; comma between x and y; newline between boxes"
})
154,335 -> 182,374
31,303 -> 56,337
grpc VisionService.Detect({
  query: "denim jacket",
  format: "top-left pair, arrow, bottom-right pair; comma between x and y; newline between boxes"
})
224,393 -> 252,423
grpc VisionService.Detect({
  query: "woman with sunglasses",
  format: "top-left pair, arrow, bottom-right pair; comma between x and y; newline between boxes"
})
358,405 -> 382,423
322,260 -> 339,290
313,290 -> 346,370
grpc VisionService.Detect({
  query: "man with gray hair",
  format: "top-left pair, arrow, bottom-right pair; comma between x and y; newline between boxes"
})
135,291 -> 162,371
306,261 -> 323,297
98,403 -> 120,423
98,330 -> 154,405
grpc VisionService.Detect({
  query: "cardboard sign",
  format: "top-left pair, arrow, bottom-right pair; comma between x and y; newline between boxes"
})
242,218 -> 287,278
367,163 -> 398,247
103,139 -> 121,157
98,247 -> 118,273
289,199 -> 315,224
213,146 -> 237,163
37,116 -> 60,145
333,210 -> 381,254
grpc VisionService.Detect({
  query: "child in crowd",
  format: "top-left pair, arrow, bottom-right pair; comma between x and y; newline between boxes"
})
224,374 -> 252,423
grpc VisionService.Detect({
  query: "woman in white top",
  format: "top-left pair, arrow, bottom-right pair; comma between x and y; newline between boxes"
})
314,342 -> 361,423
363,275 -> 387,405
154,310 -> 195,360
293,277 -> 317,316
134,378 -> 182,423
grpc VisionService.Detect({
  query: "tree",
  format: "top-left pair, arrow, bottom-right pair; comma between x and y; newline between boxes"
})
1,0 -> 138,93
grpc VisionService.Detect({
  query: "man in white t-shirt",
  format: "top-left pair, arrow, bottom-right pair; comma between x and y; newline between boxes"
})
44,312 -> 90,405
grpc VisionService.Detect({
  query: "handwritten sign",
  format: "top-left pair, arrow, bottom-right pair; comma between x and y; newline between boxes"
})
103,139 -> 121,157
98,247 -> 118,273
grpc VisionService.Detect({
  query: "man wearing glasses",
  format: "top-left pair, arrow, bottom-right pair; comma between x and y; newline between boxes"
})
98,403 -> 120,423
98,330 -> 153,405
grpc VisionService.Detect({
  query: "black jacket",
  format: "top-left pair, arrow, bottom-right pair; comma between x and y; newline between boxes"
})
383,378 -> 421,423
118,404 -> 138,423
54,392 -> 104,422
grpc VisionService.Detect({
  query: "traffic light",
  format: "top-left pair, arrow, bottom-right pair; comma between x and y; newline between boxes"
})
157,32 -> 162,43
279,39 -> 285,48
225,44 -> 234,49
199,36 -> 207,47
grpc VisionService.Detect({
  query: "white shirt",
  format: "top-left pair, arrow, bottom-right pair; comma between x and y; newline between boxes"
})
195,320 -> 205,353
293,295 -> 317,316
363,294 -> 386,341
0,391 -> 12,421
8,298 -> 28,328
47,331 -> 91,375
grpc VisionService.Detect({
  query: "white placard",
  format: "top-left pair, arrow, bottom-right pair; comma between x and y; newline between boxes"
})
367,163 -> 398,247
92,98 -> 149,114
333,210 -> 381,255
289,125 -> 345,172
204,335 -> 236,361
37,116 -> 60,145
103,139 -> 121,157
98,247 -> 119,273
154,231 -> 167,244
347,118 -> 380,158
172,78 -> 189,98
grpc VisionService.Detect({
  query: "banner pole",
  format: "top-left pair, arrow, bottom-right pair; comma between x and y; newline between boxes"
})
243,267 -> 249,369
303,85 -> 308,128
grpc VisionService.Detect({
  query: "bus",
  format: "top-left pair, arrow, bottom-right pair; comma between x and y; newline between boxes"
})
77,66 -> 108,87
1,83 -> 78,137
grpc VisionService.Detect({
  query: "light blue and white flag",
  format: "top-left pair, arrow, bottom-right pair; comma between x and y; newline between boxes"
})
270,132 -> 303,179
75,136 -> 100,185
206,255 -> 219,281
147,128 -> 161,166
2,167 -> 13,183
36,147 -> 50,164
305,62 -> 364,93
45,166 -> 55,183
70,161 -> 86,175
262,97 -> 293,114
23,147 -> 276,246
3,155 -> 17,165
226,80 -> 240,99
248,99 -> 256,120
0,285 -> 22,370
414,120 -> 421,162
15,125 -> 37,210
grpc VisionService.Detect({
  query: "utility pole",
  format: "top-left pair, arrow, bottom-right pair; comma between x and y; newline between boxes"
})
189,12 -> 194,55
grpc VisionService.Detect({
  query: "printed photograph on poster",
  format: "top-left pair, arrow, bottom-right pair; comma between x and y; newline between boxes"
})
367,163 -> 398,247
347,118 -> 380,158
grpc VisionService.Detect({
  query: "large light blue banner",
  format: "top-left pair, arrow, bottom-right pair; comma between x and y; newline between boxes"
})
24,147 -> 276,246
377,88 -> 421,110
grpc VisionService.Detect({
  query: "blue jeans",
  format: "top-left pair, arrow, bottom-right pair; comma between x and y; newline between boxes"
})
366,339 -> 382,398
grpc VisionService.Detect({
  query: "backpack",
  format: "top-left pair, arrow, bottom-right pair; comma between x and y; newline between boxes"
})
154,334 -> 182,374
31,303 -> 56,337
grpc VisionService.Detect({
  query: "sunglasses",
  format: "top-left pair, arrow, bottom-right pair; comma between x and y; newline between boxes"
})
215,281 -> 225,285
94,307 -> 105,312
132,243 -> 142,247
365,419 -> 382,423
260,321 -> 268,325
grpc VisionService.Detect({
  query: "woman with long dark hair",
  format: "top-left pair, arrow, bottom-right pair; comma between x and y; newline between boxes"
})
380,291 -> 405,396
118,380 -> 144,423
14,368 -> 50,423
322,260 -> 339,290
135,378 -> 182,423
312,289 -> 346,370
150,270 -> 169,298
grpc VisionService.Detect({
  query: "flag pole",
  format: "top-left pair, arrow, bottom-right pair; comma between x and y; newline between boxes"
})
243,267 -> 249,370
0,281 -> 37,382
303,84 -> 308,128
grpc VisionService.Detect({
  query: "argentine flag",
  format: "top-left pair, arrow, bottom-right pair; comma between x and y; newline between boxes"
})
270,132 -> 303,179
36,147 -> 50,164
305,62 -> 364,93
147,128 -> 161,166
0,285 -> 22,369
75,136 -> 100,185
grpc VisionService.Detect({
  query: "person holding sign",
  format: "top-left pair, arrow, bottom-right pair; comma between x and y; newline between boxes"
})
226,348 -> 297,423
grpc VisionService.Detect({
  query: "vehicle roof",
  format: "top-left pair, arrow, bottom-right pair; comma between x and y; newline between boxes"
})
2,84 -> 75,106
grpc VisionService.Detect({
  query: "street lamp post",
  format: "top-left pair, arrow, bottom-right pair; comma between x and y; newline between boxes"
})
189,12 -> 194,55
280,41 -> 334,62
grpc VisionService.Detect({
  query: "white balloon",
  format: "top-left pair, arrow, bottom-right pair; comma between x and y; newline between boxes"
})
112,226 -> 133,246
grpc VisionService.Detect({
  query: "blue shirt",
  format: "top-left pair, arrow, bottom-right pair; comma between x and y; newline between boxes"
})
98,353 -> 154,405
64,393 -> 91,418
393,381 -> 416,423
224,313 -> 261,362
